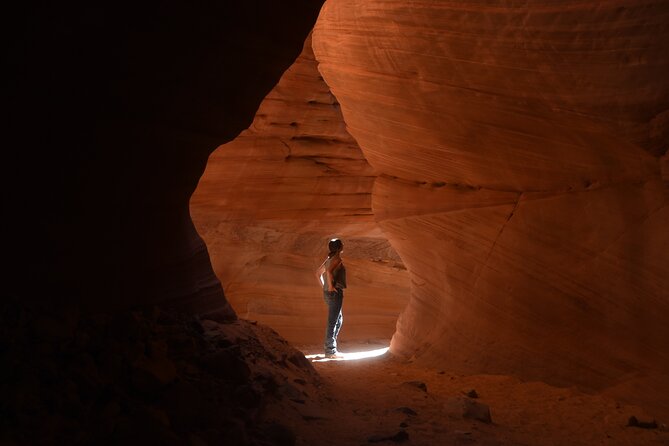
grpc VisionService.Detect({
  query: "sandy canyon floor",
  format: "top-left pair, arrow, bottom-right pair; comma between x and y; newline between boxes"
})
267,340 -> 668,446
3,303 -> 666,445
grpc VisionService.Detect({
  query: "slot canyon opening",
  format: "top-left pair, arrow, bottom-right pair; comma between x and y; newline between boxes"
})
188,1 -> 669,440
5,1 -> 669,445
190,33 -> 411,354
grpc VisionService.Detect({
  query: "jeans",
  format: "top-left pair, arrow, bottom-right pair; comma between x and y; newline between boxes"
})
323,289 -> 343,354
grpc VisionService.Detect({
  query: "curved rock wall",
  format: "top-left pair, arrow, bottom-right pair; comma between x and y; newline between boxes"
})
313,0 -> 669,403
4,2 -> 323,315
191,35 -> 409,344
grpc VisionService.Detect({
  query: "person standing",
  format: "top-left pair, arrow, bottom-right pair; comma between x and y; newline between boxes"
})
316,238 -> 347,358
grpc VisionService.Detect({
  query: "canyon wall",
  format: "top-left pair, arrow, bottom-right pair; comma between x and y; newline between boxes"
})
4,2 -> 323,316
4,5 -> 335,443
313,0 -> 669,408
7,0 -> 669,422
191,35 -> 409,344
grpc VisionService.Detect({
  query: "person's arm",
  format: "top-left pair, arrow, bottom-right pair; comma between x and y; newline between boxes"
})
325,257 -> 341,292
315,261 -> 326,285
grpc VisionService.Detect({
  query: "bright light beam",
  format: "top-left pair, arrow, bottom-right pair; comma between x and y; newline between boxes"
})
305,346 -> 390,362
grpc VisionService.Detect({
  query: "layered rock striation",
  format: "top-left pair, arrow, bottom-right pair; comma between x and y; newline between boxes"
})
313,0 -> 669,412
191,35 -> 409,344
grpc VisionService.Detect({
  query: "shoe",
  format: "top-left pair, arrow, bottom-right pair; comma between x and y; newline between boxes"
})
324,352 -> 344,359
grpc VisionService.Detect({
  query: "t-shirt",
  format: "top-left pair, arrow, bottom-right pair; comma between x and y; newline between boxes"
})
321,257 -> 347,291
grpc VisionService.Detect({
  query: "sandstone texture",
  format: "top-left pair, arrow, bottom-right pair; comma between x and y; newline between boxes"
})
313,0 -> 669,414
191,35 -> 409,344
6,1 -> 669,441
303,351 -> 669,446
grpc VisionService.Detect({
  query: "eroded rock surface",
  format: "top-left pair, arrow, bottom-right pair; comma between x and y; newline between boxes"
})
0,297 -> 325,445
191,35 -> 409,344
313,0 -> 669,415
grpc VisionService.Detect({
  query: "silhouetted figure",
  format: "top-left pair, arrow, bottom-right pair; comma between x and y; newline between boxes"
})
316,238 -> 347,358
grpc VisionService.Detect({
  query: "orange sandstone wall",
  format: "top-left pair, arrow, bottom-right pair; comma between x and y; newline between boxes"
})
313,0 -> 669,405
191,35 -> 409,344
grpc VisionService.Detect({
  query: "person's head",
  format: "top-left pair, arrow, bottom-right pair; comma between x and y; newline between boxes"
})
328,238 -> 343,257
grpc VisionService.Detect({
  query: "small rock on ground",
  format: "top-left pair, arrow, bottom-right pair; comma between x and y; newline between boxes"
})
628,416 -> 658,429
368,430 -> 409,443
402,381 -> 427,392
394,406 -> 417,416
462,399 -> 492,424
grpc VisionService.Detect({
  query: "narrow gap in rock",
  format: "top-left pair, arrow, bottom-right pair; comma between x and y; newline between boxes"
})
190,32 -> 411,351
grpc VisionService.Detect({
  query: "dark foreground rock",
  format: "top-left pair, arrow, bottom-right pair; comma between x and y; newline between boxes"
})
0,297 -> 321,445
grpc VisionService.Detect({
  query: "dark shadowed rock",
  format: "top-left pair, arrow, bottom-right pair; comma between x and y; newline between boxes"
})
628,416 -> 658,429
113,407 -> 180,446
287,351 -> 313,369
162,380 -> 208,433
131,355 -> 177,395
402,381 -> 427,392
394,406 -> 417,416
278,382 -> 304,401
212,417 -> 250,446
109,312 -> 144,342
368,430 -> 409,443
1,298 -> 323,445
262,422 -> 297,446
200,346 -> 251,383
234,384 -> 263,409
